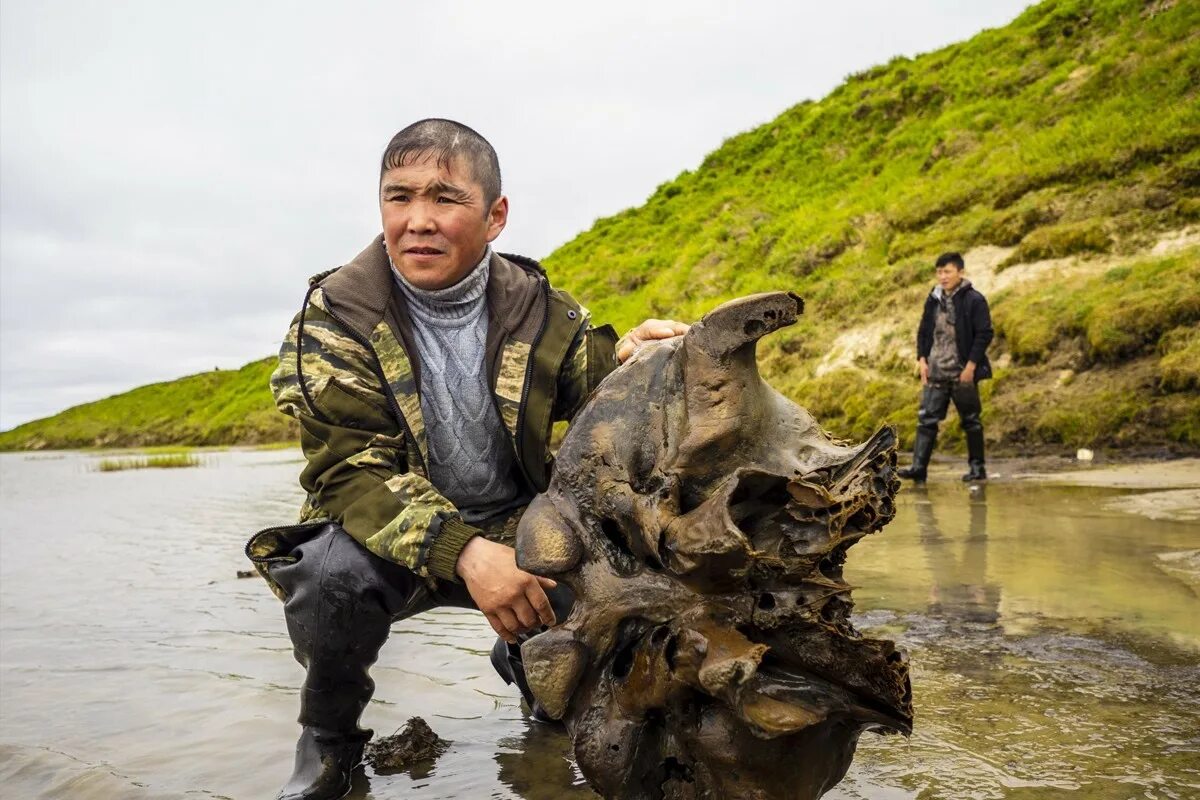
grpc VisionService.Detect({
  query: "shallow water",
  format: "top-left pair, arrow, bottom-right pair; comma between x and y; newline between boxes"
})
0,451 -> 1197,799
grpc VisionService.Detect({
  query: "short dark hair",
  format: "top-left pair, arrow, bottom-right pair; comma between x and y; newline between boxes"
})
935,252 -> 964,270
380,119 -> 502,206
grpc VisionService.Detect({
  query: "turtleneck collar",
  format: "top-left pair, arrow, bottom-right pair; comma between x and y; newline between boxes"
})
391,246 -> 491,325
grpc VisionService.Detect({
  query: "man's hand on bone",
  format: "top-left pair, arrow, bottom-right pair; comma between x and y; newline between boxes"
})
455,536 -> 557,644
617,319 -> 690,364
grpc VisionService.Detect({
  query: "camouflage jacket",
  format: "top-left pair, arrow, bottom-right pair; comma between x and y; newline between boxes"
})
270,236 -> 618,583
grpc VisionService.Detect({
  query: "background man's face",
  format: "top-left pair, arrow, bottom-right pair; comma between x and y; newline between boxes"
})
379,154 -> 507,290
936,263 -> 963,292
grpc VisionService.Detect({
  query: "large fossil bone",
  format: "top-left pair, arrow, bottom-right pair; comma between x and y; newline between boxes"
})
517,292 -> 912,800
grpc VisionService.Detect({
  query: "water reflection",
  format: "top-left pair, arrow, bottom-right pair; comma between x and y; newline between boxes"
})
3,453 -> 1199,799
495,721 -> 593,800
914,485 -> 1000,626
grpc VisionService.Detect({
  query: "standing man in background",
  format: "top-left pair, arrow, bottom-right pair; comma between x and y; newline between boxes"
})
898,252 -> 993,483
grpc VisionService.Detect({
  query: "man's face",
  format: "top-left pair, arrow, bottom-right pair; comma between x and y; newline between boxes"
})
380,153 -> 507,290
936,263 -> 963,292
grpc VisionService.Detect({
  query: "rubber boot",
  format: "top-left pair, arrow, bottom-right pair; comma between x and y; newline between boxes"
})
898,429 -> 936,481
269,527 -> 398,800
490,584 -> 575,723
491,638 -> 559,723
962,428 -> 987,482
277,727 -> 369,800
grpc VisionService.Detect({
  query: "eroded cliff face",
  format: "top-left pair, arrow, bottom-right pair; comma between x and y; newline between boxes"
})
516,292 -> 912,800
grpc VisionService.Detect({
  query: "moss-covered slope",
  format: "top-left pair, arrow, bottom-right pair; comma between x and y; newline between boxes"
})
542,0 -> 1200,452
3,0 -> 1197,453
0,359 -> 296,450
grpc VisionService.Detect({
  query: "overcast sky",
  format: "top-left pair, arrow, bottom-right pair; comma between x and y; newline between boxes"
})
0,0 -> 1031,430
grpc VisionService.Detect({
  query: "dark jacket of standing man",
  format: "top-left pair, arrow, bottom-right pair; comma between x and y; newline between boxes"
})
898,251 -> 993,482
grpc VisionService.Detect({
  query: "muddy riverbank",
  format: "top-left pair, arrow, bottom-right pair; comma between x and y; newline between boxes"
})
1,451 -> 1197,798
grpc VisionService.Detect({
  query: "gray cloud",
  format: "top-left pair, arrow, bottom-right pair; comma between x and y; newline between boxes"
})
0,0 -> 1030,429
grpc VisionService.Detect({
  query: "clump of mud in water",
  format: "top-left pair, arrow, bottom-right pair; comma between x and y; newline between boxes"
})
364,717 -> 448,773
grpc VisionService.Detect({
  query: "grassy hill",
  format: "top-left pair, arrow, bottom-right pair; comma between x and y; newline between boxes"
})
543,0 -> 1200,453
2,0 -> 1197,453
0,359 -> 296,450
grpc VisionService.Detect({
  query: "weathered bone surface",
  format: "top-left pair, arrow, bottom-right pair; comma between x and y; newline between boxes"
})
516,292 -> 912,800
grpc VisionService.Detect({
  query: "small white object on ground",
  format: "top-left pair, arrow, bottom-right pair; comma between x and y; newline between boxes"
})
1076,448 -> 1094,461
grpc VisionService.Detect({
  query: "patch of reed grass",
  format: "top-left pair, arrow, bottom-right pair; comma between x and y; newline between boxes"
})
95,453 -> 202,472
250,441 -> 301,451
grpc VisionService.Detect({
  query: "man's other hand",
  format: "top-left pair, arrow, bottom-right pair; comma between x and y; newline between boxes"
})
617,319 -> 689,363
958,362 -> 976,384
918,357 -> 930,385
455,536 -> 557,644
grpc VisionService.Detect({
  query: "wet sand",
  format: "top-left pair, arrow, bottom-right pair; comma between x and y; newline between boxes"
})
1,451 -> 1197,798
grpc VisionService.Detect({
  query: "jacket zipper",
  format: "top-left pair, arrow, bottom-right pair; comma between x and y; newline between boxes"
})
319,301 -> 429,477
511,276 -> 551,487
244,518 -> 330,559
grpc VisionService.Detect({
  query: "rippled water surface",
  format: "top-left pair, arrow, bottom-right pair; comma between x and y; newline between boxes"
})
1,451 -> 1197,799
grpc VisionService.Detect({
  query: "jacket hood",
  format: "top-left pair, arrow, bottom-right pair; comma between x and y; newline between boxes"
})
931,279 -> 972,302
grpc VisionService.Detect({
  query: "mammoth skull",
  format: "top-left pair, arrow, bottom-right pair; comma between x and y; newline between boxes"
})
516,292 -> 912,800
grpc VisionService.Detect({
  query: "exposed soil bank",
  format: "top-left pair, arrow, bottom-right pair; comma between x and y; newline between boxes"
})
1007,456 -> 1200,489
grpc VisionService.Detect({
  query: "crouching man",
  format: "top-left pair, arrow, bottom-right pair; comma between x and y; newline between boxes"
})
898,251 -> 994,483
249,118 -> 687,800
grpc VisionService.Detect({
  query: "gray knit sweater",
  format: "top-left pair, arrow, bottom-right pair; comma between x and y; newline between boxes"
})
393,248 -> 526,523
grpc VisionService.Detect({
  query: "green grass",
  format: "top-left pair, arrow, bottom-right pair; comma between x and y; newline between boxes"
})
994,248 -> 1200,364
250,441 -> 303,451
999,219 -> 1112,268
1158,325 -> 1200,392
543,0 -> 1199,337
0,359 -> 297,451
95,453 -> 203,472
538,0 -> 1199,453
2,0 -> 1197,455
